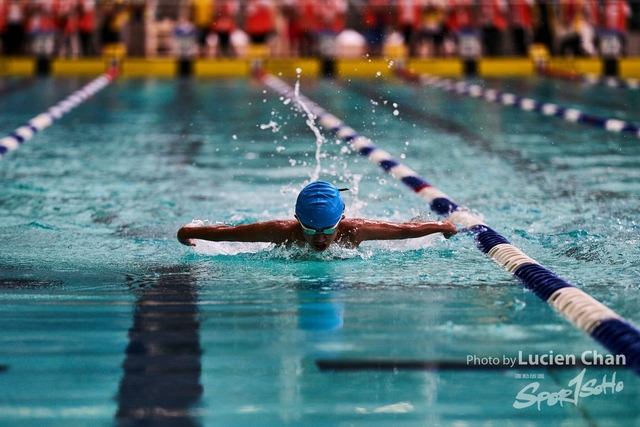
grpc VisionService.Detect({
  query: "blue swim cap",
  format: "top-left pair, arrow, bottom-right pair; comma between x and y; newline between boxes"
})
295,181 -> 345,229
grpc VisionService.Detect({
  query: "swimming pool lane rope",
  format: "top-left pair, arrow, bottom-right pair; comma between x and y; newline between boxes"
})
254,68 -> 640,375
396,67 -> 640,138
0,67 -> 119,160
538,65 -> 640,90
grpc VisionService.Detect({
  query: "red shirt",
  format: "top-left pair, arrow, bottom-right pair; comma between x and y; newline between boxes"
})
245,0 -> 274,35
510,0 -> 533,29
603,0 -> 630,31
479,0 -> 507,30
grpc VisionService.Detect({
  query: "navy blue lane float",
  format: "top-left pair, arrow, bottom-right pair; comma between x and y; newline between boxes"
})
538,65 -> 640,90
396,67 -> 640,138
0,67 -> 119,160
255,68 -> 640,375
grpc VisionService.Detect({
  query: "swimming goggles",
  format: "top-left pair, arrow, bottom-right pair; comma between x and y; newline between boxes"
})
298,219 -> 340,235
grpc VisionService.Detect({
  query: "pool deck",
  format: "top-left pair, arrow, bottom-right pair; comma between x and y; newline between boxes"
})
2,56 -> 640,79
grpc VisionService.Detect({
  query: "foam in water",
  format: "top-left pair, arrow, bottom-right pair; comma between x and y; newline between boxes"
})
259,120 -> 280,133
293,70 -> 325,182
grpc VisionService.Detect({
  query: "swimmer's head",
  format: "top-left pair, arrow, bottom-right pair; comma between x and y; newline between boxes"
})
295,181 -> 345,229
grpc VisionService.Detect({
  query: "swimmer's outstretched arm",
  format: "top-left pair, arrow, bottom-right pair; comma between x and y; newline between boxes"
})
177,220 -> 297,246
350,219 -> 457,244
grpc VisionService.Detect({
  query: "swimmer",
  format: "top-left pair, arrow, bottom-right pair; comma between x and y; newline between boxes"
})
177,181 -> 457,252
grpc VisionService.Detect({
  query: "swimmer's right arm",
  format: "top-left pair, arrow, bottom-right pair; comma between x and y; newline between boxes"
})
177,226 -> 197,246
177,221 -> 296,246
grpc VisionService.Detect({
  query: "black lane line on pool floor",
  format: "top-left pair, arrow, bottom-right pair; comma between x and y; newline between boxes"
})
116,265 -> 202,424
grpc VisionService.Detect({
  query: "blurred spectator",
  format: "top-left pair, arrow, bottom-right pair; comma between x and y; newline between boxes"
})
583,0 -> 600,55
419,0 -> 447,57
4,0 -> 27,55
479,0 -> 508,56
27,0 -> 56,56
558,0 -> 579,55
191,0 -> 212,57
446,0 -> 475,56
532,0 -> 555,54
2,0 -> 635,61
0,0 -> 5,53
58,0 -> 80,58
317,0 -> 347,34
558,0 -> 597,56
78,0 -> 96,56
244,0 -> 275,45
100,2 -> 129,54
397,0 -> 421,57
0,0 -> 7,54
298,0 -> 320,57
362,0 -> 390,57
446,0 -> 474,33
316,0 -> 347,58
335,28 -> 366,57
210,0 -> 238,57
510,0 -> 534,56
602,0 -> 631,55
173,13 -> 197,58
155,17 -> 174,56
280,0 -> 301,56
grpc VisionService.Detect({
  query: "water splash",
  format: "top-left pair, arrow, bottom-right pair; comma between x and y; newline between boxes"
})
409,212 -> 434,222
259,120 -> 281,133
345,174 -> 367,217
194,241 -> 274,256
191,235 -> 439,259
186,214 -> 439,259
294,72 -> 325,182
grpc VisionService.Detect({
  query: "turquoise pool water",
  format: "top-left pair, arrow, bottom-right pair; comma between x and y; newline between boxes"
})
0,74 -> 639,426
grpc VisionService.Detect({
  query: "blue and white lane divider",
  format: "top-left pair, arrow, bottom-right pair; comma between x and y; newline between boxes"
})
538,66 -> 640,90
255,69 -> 640,375
0,67 -> 119,160
570,73 -> 640,90
397,67 -> 640,138
582,74 -> 640,90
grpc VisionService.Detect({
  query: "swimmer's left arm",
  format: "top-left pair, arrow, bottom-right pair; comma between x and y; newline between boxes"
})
353,219 -> 457,243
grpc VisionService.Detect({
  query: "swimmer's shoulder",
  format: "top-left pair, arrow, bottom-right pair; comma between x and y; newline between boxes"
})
339,218 -> 383,230
264,219 -> 298,228
339,218 -> 366,228
262,219 -> 303,243
337,218 -> 367,240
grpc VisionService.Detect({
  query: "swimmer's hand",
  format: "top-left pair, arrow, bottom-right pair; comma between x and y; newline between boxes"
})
177,226 -> 196,246
439,220 -> 458,239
